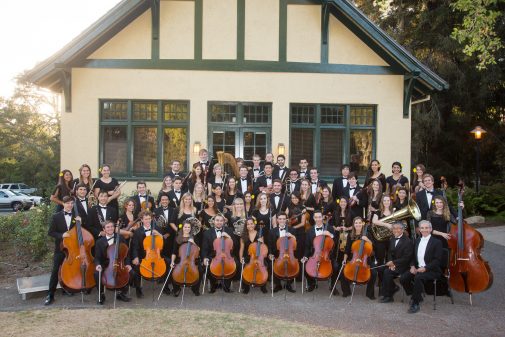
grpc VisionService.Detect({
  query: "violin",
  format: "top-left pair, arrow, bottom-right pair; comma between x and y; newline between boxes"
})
242,226 -> 269,286
140,190 -> 153,211
59,202 -> 96,292
305,224 -> 334,280
209,232 -> 236,280
448,182 -> 493,296
172,236 -> 200,287
273,229 -> 299,280
140,223 -> 167,280
102,222 -> 130,290
343,225 -> 372,284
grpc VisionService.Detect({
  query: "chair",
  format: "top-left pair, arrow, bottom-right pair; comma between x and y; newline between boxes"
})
423,248 -> 455,310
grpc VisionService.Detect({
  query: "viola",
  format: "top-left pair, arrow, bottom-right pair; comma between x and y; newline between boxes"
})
343,225 -> 373,284
59,202 -> 96,292
305,225 -> 334,280
209,232 -> 236,280
102,223 -> 130,290
140,190 -> 153,211
242,226 -> 269,286
448,182 -> 493,296
172,237 -> 200,286
273,230 -> 299,280
140,224 -> 167,280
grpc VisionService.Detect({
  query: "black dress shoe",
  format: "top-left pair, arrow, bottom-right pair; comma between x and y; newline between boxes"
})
173,289 -> 181,297
136,288 -> 144,298
61,289 -> 74,297
306,285 -> 316,292
331,289 -> 339,296
116,292 -> 131,302
273,285 -> 283,293
367,295 -> 376,300
98,294 -> 105,305
285,285 -> 296,293
44,295 -> 54,306
260,286 -> 268,294
163,286 -> 172,295
209,286 -> 217,294
341,293 -> 350,298
393,285 -> 400,295
223,287 -> 233,293
408,303 -> 420,313
379,296 -> 394,303
242,287 -> 250,294
192,289 -> 200,296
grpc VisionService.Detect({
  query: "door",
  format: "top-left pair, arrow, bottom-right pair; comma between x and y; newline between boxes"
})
210,128 -> 269,161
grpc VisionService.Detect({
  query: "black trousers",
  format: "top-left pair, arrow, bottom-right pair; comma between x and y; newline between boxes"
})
400,270 -> 441,304
48,251 -> 65,296
273,274 -> 294,287
372,239 -> 388,288
381,267 -> 402,297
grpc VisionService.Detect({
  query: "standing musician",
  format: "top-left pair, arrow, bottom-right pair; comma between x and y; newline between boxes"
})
192,182 -> 206,212
265,152 -> 275,165
286,192 -> 307,264
238,165 -> 253,195
72,164 -> 94,195
400,220 -> 443,313
268,213 -> 297,293
341,216 -> 377,299
131,211 -> 167,298
286,168 -> 301,195
385,161 -> 409,198
227,197 -> 247,256
244,192 -> 255,217
156,176 -> 173,207
393,187 -> 409,211
252,192 -> 273,237
119,198 -> 138,243
199,195 -> 219,230
167,177 -> 185,209
317,186 -> 337,225
154,194 -> 178,267
132,181 -> 155,218
166,159 -> 186,181
411,163 -> 427,194
74,183 -> 90,224
379,222 -> 414,303
211,184 -> 226,213
332,164 -> 350,201
427,196 -> 455,249
363,160 -> 387,193
201,214 -> 236,293
273,154 -> 288,184
94,164 -> 121,212
309,167 -> 328,196
301,210 -> 335,292
330,197 -> 352,293
249,154 -> 263,182
371,195 -> 394,296
299,179 -> 316,225
298,159 -> 309,179
193,148 -> 213,183
224,177 -> 243,209
87,190 -> 119,240
415,174 -> 444,220
270,180 -> 288,220
94,220 -> 133,304
239,218 -> 268,294
50,169 -> 74,212
255,162 -> 274,195
45,196 -> 84,305
207,164 -> 225,194
345,173 -> 363,220
170,220 -> 202,297
187,165 -> 205,194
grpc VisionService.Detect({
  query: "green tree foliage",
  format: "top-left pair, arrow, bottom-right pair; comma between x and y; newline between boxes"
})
0,82 -> 60,196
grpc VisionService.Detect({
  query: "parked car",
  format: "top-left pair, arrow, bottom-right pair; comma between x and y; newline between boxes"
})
0,189 -> 34,211
0,183 -> 37,195
11,191 -> 45,206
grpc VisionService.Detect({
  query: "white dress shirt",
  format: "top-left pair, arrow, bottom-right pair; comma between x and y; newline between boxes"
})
417,235 -> 431,268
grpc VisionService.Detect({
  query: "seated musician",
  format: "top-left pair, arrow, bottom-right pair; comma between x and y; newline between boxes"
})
45,196 -> 82,305
400,220 -> 443,313
170,220 -> 202,297
94,220 -> 133,304
131,211 -> 167,298
379,222 -> 414,303
132,180 -> 155,218
268,213 -> 296,293
341,216 -> 377,299
201,214 -> 235,293
301,210 -> 335,292
154,193 -> 178,290
239,217 -> 268,294
87,189 -> 118,240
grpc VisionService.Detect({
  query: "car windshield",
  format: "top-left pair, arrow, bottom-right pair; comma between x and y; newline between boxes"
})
11,191 -> 28,197
19,184 -> 30,189
2,190 -> 16,196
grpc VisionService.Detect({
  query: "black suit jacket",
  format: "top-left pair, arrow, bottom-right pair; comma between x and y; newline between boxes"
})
48,211 -> 76,252
273,166 -> 288,183
94,235 -> 131,267
201,226 -> 234,260
254,175 -> 274,195
132,194 -> 156,218
131,225 -> 163,261
74,197 -> 90,226
345,185 -> 363,220
270,193 -> 289,215
268,226 -> 295,257
415,189 -> 444,220
411,236 -> 443,274
309,179 -> 328,194
304,225 -> 335,257
388,235 -> 414,274
237,176 -> 253,194
332,177 -> 349,200
87,205 -> 118,239
167,190 -> 185,209
153,206 -> 176,234
286,180 -> 301,195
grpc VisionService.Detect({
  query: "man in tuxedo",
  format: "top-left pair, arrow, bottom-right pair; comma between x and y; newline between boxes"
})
167,177 -> 185,208
249,154 -> 263,182
153,194 -> 177,277
400,220 -> 443,313
132,181 -> 156,218
332,164 -> 350,201
346,173 -> 363,220
415,174 -> 444,220
166,160 -> 185,180
273,155 -> 288,183
309,167 -> 328,195
201,214 -> 236,293
94,220 -> 133,304
379,222 -> 414,303
301,210 -> 335,292
268,213 -> 296,292
255,162 -> 274,195
270,180 -> 288,216
74,184 -> 89,224
87,190 -> 118,239
45,196 -> 82,305
238,165 -> 253,195
298,158 -> 309,179
193,148 -> 213,182
286,168 -> 301,195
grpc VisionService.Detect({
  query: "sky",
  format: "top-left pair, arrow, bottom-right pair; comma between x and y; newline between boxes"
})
0,0 -> 121,98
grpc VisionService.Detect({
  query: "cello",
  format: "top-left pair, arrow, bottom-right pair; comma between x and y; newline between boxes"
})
448,182 -> 493,304
59,201 -> 96,293
140,220 -> 167,280
305,223 -> 334,281
242,225 -> 269,287
102,221 -> 130,290
172,236 -> 200,288
209,232 -> 236,281
273,229 -> 299,280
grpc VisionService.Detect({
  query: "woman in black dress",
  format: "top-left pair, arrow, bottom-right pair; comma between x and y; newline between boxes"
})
50,169 -> 74,212
176,192 -> 197,227
211,184 -> 226,213
72,164 -> 94,195
364,160 -> 386,193
192,182 -> 206,214
199,195 -> 219,231
187,165 -> 205,194
299,179 -> 316,226
244,192 -> 255,217
318,186 -> 337,227
411,163 -> 426,194
385,161 -> 409,197
207,164 -> 225,195
286,192 -> 307,265
371,194 -> 394,294
239,217 -> 268,294
427,195 -> 455,249
94,164 -> 121,212
224,177 -> 243,212
156,175 -> 173,207
252,192 -> 273,238
118,198 -> 137,245
331,196 -> 352,292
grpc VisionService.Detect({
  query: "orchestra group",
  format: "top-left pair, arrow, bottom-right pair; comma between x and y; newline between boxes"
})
45,149 -> 486,314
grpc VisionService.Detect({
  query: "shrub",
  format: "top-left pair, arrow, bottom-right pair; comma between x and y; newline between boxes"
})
445,183 -> 505,218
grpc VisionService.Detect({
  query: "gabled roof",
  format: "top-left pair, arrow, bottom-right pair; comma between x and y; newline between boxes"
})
24,0 -> 448,94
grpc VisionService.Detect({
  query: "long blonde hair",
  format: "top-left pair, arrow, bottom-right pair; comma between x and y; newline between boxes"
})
178,192 -> 196,218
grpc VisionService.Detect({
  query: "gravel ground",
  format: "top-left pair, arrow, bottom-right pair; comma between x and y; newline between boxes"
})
1,241 -> 503,337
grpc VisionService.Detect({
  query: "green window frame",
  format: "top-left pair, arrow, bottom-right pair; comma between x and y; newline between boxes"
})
99,99 -> 190,180
289,103 -> 376,179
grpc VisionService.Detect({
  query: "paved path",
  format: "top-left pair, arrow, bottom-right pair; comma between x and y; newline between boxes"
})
477,226 -> 505,247
1,239 -> 503,337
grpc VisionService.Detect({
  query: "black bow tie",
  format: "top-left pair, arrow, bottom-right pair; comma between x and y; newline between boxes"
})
254,168 -> 259,171
349,187 -> 356,190
79,199 -> 86,203
241,178 -> 247,181
139,195 -> 146,198
175,190 -> 181,194
216,229 -> 222,233
427,190 -> 434,194
163,207 -> 168,211
279,228 -> 285,231
316,227 -> 323,231
266,176 -> 272,179
100,206 -> 107,210
64,212 -> 72,216
274,193 -> 280,197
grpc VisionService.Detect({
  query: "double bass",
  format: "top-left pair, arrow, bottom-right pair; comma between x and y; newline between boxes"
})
102,222 -> 130,290
448,182 -> 493,303
140,222 -> 167,280
242,226 -> 269,286
59,202 -> 96,292
305,224 -> 334,280
273,229 -> 299,280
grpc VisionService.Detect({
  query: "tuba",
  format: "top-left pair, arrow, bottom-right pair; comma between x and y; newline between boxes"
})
371,199 -> 421,241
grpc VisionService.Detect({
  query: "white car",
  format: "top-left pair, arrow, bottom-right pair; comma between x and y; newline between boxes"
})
0,183 -> 37,194
11,191 -> 45,206
0,189 -> 34,211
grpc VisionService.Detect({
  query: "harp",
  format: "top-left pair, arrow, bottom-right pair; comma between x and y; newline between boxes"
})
217,151 -> 240,178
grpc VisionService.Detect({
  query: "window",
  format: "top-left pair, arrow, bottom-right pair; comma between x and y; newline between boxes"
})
100,100 -> 189,178
290,104 -> 376,178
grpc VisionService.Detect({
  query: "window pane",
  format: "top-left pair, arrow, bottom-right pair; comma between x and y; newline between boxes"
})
290,129 -> 313,167
212,131 -> 236,159
163,128 -> 187,173
163,102 -> 188,121
133,127 -> 158,174
210,104 -> 237,122
291,105 -> 315,124
321,105 -> 345,125
133,102 -> 158,121
243,104 -> 269,124
102,101 -> 127,120
320,130 -> 344,176
103,126 -> 127,174
350,130 -> 374,176
350,106 -> 374,126
243,131 -> 267,160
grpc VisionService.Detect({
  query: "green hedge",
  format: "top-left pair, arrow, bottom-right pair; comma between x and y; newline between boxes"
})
445,183 -> 505,219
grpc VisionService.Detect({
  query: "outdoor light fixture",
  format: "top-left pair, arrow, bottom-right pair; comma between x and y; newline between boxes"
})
278,143 -> 285,155
193,141 -> 201,154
